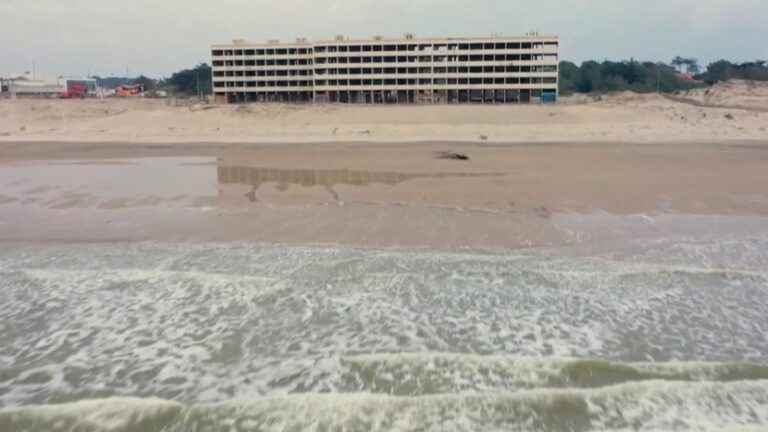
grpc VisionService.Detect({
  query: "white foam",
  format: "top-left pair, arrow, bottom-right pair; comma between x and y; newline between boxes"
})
3,380 -> 752,432
0,397 -> 182,432
201,380 -> 768,431
1,241 -> 767,415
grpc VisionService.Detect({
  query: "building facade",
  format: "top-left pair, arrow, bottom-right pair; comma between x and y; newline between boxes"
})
211,34 -> 559,104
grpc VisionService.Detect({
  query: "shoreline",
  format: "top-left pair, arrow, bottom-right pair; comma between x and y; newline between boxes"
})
2,139 -> 768,250
3,138 -> 768,160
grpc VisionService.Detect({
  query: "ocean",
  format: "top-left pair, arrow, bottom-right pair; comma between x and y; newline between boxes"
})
1,237 -> 767,431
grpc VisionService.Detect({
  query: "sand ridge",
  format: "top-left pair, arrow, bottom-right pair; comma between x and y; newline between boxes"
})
1,80 -> 767,145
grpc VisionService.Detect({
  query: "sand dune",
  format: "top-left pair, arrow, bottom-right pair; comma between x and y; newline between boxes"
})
673,79 -> 768,112
1,80 -> 767,145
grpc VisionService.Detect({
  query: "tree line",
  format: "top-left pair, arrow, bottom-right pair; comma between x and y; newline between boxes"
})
93,64 -> 212,97
95,58 -> 767,97
559,58 -> 768,95
697,60 -> 768,83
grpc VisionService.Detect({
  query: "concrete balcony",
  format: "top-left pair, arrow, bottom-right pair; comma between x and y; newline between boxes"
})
312,60 -> 557,69
312,83 -> 558,92
218,86 -> 314,92
311,47 -> 558,58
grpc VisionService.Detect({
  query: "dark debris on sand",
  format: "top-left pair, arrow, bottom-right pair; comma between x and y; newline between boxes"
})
436,151 -> 470,161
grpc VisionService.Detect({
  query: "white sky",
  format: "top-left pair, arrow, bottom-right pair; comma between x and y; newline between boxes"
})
1,0 -> 766,78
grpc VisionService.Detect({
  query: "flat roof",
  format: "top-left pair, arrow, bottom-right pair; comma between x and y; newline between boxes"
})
212,34 -> 559,49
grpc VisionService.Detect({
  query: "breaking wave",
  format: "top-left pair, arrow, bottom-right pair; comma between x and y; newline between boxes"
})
3,377 -> 768,432
1,241 -> 768,431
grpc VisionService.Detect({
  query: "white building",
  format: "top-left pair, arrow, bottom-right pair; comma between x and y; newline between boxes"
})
211,34 -> 559,104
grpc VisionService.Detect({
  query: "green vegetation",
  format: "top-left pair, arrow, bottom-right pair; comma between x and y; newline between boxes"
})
94,58 -> 768,99
133,75 -> 156,92
560,58 -> 768,95
671,56 -> 700,74
696,60 -> 768,84
93,63 -> 212,97
558,60 -> 702,95
164,63 -> 212,96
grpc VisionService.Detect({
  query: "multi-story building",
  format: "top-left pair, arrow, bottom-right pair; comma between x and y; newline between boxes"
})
211,34 -> 559,104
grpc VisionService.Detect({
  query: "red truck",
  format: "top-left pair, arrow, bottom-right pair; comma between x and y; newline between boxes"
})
59,82 -> 88,99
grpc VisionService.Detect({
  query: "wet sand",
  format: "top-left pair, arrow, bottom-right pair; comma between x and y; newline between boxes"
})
2,140 -> 768,250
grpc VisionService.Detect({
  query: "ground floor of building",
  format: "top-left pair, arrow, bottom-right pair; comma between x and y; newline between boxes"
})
214,88 -> 557,104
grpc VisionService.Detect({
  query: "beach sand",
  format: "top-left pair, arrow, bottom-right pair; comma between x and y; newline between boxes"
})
1,80 -> 768,145
1,139 -> 767,250
2,80 -> 768,249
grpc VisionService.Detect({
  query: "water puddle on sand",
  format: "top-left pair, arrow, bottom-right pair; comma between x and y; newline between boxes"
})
0,156 -> 528,245
218,165 -> 503,189
0,157 -> 504,209
4,155 -> 768,249
0,157 -> 219,209
217,164 -> 505,204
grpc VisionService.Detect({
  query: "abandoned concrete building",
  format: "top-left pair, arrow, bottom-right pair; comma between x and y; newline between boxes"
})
211,34 -> 559,104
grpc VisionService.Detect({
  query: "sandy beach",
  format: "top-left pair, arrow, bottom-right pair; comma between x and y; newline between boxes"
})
2,138 -> 768,249
2,81 -> 768,249
2,80 -> 768,145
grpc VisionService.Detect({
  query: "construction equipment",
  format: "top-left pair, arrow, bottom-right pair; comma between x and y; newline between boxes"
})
115,84 -> 143,97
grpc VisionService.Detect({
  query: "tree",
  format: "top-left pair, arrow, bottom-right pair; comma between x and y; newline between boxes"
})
558,59 -> 701,94
671,56 -> 686,73
701,60 -> 734,83
737,61 -> 768,81
685,58 -> 700,75
166,63 -> 212,96
671,56 -> 698,74
576,61 -> 603,93
558,61 -> 580,95
133,75 -> 156,92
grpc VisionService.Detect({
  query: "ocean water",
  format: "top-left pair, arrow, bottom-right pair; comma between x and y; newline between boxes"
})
1,238 -> 768,431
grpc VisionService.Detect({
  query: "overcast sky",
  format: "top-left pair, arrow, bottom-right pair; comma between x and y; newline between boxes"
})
1,0 -> 766,79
